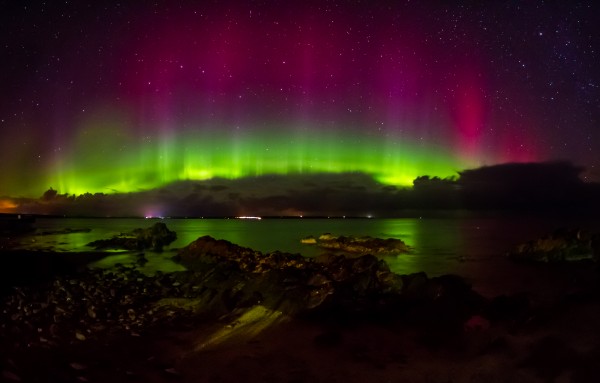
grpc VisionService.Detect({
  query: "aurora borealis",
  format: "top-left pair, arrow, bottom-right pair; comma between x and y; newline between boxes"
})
1,1 -> 599,200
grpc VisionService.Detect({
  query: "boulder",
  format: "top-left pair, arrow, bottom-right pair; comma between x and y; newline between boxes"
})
303,233 -> 410,256
509,228 -> 599,263
300,236 -> 317,244
175,235 -> 256,262
174,236 -> 307,274
87,222 -> 176,252
173,236 -> 319,315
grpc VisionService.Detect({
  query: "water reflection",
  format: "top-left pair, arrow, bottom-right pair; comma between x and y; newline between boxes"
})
368,219 -> 419,275
20,216 -> 600,298
374,218 -> 463,276
27,218 -> 429,272
90,252 -> 186,274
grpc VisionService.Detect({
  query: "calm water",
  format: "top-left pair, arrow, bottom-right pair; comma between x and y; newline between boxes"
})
23,216 -> 600,299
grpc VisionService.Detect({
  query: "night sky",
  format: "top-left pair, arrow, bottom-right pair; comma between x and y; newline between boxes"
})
1,1 -> 599,199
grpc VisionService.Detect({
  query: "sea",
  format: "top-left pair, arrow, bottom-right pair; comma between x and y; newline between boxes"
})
20,215 -> 600,300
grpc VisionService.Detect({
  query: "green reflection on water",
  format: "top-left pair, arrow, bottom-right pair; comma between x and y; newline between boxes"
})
90,252 -> 186,275
414,219 -> 464,276
27,217 -> 461,276
374,218 -> 419,275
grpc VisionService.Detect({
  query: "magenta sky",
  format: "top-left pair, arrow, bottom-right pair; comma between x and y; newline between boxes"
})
0,1 -> 598,197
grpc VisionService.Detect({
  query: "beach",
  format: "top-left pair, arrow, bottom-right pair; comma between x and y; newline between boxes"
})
2,218 -> 600,382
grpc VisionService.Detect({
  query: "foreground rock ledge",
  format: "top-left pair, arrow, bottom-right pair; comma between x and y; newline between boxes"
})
3,235 -> 600,382
2,235 -> 485,353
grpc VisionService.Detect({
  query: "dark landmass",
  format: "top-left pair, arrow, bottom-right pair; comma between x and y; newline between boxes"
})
2,161 -> 600,218
2,229 -> 600,382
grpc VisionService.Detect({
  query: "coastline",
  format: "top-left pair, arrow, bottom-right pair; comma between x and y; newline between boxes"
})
1,232 -> 600,382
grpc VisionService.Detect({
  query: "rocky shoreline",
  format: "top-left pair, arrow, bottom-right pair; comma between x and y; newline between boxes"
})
2,227 -> 600,382
509,228 -> 600,263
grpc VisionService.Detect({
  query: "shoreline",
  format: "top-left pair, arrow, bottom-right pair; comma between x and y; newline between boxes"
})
1,234 -> 600,382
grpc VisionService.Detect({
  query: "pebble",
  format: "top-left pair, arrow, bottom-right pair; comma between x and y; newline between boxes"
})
69,362 -> 87,370
75,331 -> 86,341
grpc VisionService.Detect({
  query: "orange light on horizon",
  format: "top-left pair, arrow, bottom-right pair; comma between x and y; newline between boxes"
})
0,199 -> 18,211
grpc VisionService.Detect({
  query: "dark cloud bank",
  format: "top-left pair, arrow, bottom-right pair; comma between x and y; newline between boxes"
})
4,162 -> 600,217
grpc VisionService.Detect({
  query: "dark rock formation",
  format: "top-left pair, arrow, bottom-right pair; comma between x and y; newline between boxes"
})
87,222 -> 176,252
174,236 -> 477,318
1,235 -> 487,369
301,233 -> 410,256
0,265 -> 191,350
509,228 -> 600,263
3,234 -> 600,382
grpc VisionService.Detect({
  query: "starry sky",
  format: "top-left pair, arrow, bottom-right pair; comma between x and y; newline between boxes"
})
1,1 -> 599,198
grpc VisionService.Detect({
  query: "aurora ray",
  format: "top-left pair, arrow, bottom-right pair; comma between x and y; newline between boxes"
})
48,118 -> 465,195
0,2 -> 598,199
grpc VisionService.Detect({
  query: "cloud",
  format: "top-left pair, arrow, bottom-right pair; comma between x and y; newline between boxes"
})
3,162 -> 599,217
456,161 -> 595,210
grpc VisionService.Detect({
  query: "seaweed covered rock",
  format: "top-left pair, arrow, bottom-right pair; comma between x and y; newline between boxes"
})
509,228 -> 600,263
174,235 -> 307,274
87,222 -> 176,252
302,233 -> 411,256
314,253 -> 404,294
174,235 -> 258,272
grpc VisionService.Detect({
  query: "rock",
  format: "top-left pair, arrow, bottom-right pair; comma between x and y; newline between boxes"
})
509,228 -> 599,263
1,370 -> 21,382
307,286 -> 334,309
401,272 -> 428,298
300,236 -> 317,244
75,331 -> 86,341
0,234 -> 485,362
307,273 -> 331,287
174,235 -> 257,267
376,271 -> 404,294
318,233 -> 336,241
87,222 -> 176,252
304,233 -> 410,256
173,236 -> 416,314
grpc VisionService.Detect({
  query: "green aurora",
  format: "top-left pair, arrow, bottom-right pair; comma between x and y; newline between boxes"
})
43,119 -> 464,197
